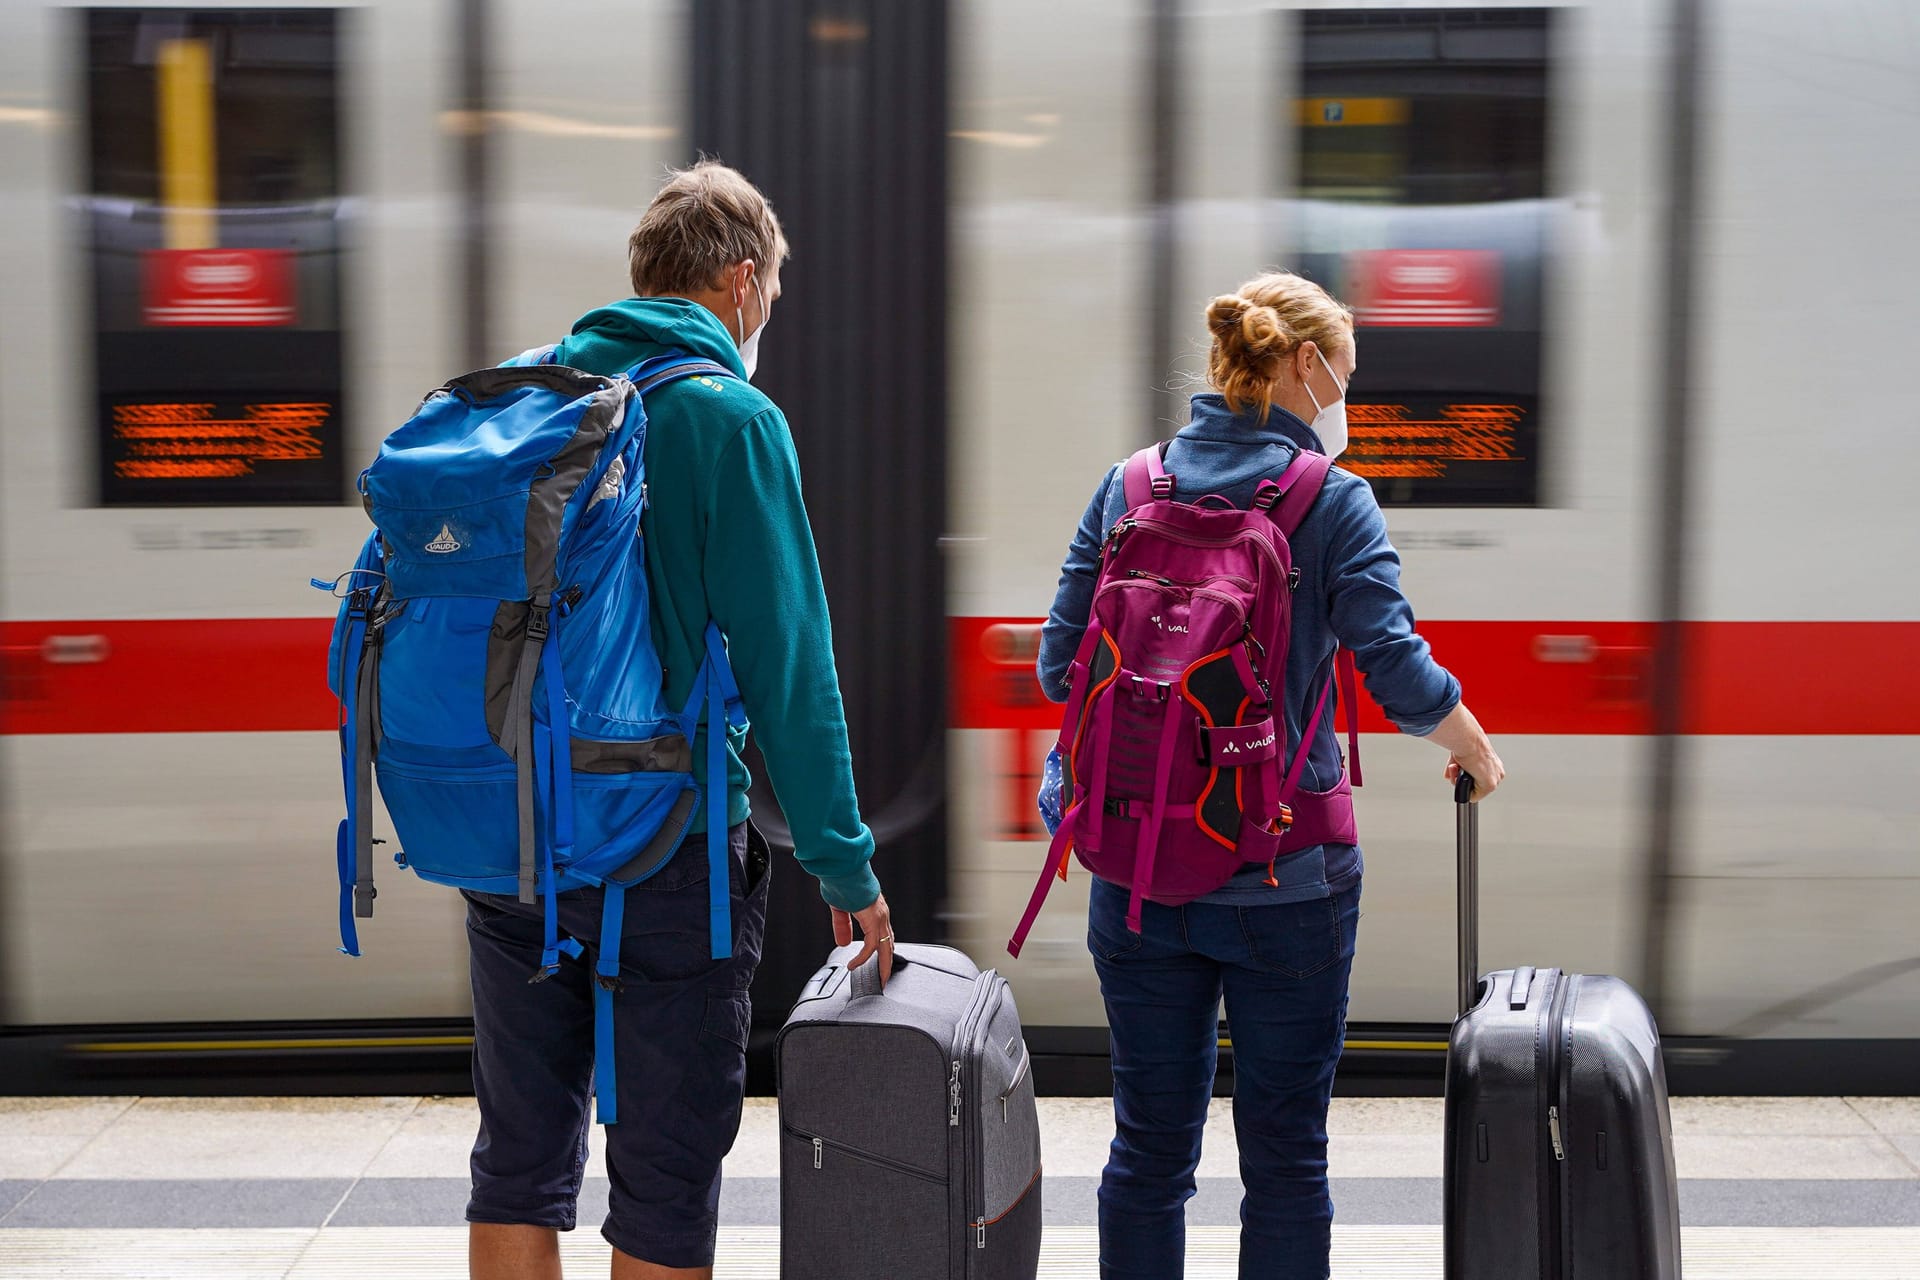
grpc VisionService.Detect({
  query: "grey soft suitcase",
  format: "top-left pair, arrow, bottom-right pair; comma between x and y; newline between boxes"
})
777,942 -> 1043,1280
1444,776 -> 1683,1278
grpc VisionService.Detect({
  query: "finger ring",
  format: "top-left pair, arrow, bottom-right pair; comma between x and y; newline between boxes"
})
881,932 -> 895,943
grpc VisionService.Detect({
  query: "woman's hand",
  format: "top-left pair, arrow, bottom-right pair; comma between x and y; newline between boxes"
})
1429,702 -> 1505,801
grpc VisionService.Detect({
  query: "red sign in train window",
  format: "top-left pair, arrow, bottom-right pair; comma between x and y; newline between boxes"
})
1346,249 -> 1500,328
142,249 -> 296,327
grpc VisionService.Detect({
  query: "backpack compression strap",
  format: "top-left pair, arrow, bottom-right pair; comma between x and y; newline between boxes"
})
319,533 -> 387,957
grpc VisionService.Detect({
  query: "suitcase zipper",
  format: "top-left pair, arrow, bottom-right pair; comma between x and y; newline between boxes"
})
954,977 -> 1006,1254
1540,972 -> 1573,1280
785,1126 -> 946,1184
1001,1043 -> 1030,1121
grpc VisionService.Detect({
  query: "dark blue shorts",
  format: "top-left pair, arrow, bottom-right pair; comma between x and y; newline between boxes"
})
462,823 -> 770,1268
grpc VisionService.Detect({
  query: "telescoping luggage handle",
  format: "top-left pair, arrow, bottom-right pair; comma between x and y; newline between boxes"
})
1455,772 -> 1478,1017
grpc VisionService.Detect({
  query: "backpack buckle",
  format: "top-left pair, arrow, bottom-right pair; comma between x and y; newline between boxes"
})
1150,476 -> 1174,500
1130,676 -> 1169,702
1273,803 -> 1294,832
526,604 -> 551,642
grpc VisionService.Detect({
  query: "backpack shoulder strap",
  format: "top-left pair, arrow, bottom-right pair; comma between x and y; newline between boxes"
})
626,354 -> 735,397
1266,448 -> 1334,537
1122,442 -> 1174,508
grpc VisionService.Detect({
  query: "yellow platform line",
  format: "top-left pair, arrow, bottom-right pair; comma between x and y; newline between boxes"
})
74,1036 -> 474,1054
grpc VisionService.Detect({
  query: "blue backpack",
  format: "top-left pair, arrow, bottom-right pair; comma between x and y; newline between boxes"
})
316,349 -> 740,1122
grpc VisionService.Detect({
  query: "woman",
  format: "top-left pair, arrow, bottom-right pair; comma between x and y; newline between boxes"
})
1038,271 -> 1506,1279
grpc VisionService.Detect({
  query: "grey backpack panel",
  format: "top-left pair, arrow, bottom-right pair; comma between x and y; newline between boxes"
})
778,942 -> 1043,1280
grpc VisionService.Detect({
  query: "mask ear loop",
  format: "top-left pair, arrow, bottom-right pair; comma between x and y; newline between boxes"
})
1302,360 -> 1327,417
730,261 -> 757,347
1318,349 -> 1345,404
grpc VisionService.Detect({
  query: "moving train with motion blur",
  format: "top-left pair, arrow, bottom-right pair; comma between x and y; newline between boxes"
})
3,0 -> 1916,1095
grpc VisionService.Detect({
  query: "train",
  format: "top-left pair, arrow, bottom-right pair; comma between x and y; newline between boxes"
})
2,0 -> 1916,1095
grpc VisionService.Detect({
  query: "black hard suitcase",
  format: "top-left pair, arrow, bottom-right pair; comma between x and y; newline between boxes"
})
776,942 -> 1043,1280
1444,776 -> 1683,1279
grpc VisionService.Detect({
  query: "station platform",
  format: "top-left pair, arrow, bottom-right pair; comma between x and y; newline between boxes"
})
2,1094 -> 1917,1277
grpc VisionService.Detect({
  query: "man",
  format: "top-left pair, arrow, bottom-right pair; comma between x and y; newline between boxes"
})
463,159 -> 894,1280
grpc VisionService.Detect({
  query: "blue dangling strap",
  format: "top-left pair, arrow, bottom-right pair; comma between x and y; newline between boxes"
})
702,624 -> 746,961
537,821 -> 561,978
593,885 -> 627,1124
545,609 -> 576,862
334,819 -> 359,957
530,628 -> 572,980
334,605 -> 368,957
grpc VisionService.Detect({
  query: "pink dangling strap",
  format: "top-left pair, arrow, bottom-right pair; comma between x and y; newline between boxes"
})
1336,647 -> 1363,786
1008,805 -> 1077,959
1125,694 -> 1189,934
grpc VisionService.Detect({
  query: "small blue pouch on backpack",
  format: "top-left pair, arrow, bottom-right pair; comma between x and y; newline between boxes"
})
1037,744 -> 1065,837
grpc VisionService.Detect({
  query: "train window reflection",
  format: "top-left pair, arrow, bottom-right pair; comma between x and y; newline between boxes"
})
1290,8 -> 1553,507
83,9 -> 347,506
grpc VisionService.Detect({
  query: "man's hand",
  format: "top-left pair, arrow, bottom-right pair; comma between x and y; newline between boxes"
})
831,892 -> 895,987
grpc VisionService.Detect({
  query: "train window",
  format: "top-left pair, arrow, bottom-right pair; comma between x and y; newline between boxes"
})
1289,8 -> 1553,507
83,9 -> 347,506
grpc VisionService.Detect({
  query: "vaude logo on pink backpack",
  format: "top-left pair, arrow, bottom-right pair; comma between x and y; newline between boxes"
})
1008,443 -> 1361,956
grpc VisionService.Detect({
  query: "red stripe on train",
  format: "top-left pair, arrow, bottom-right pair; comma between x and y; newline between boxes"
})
0,617 -> 1912,736
1,619 -> 338,735
950,617 -> 1920,736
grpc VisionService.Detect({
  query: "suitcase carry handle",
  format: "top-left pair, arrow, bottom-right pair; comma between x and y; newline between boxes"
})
1455,771 -> 1479,1016
849,954 -> 902,1000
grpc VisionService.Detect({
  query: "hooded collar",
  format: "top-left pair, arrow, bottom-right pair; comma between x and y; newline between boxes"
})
1180,393 -> 1325,454
559,296 -> 748,379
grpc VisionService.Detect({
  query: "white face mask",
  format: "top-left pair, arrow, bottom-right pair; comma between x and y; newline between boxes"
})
733,270 -> 768,381
1302,350 -> 1348,458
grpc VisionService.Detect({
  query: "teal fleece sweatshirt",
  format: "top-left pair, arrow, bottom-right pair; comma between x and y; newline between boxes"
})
553,297 -> 880,913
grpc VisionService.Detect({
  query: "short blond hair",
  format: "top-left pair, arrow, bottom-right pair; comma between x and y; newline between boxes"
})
627,159 -> 790,296
1205,271 -> 1354,422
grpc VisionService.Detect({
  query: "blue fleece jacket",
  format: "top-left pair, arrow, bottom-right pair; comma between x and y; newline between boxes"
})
1038,394 -> 1462,903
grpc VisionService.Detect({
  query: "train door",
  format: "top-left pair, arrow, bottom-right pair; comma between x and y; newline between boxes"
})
954,0 -> 1687,1037
1665,0 -> 1920,1050
1259,2 -> 1677,1026
0,1 -> 469,1027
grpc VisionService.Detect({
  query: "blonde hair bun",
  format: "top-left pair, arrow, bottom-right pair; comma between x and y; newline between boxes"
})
1205,272 -> 1354,422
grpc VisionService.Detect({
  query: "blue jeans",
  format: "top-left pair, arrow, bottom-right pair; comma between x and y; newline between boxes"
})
1088,875 -> 1360,1280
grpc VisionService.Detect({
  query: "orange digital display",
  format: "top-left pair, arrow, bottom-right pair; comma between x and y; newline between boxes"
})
1342,402 -> 1526,479
86,9 -> 344,508
101,397 -> 342,504
1338,398 -> 1537,505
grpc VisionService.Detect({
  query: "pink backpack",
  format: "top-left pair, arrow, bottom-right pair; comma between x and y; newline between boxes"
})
1007,444 -> 1361,956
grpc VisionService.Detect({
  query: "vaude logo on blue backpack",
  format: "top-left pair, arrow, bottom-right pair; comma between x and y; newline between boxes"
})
314,348 -> 738,1124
